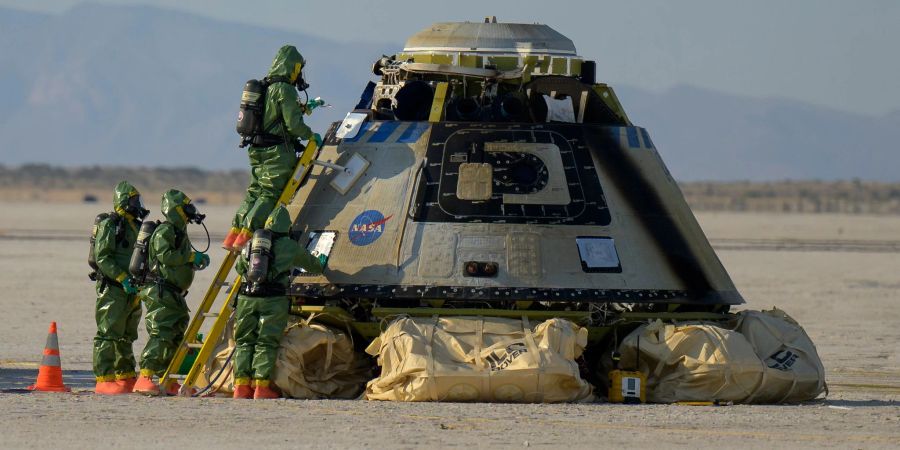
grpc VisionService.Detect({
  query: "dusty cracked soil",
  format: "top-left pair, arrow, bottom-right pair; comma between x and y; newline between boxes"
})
1,202 -> 899,449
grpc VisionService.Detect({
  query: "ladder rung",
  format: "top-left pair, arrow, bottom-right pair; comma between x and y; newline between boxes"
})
186,343 -> 203,349
216,281 -> 231,288
167,374 -> 186,380
202,312 -> 219,318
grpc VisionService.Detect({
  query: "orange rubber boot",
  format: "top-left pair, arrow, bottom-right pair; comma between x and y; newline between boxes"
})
231,229 -> 252,250
233,384 -> 254,399
253,381 -> 279,399
132,373 -> 160,396
222,228 -> 240,251
95,380 -> 123,395
116,377 -> 137,394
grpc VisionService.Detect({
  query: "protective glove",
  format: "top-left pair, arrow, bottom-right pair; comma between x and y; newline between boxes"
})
304,97 -> 326,115
122,277 -> 139,295
317,254 -> 328,269
311,133 -> 323,149
192,251 -> 210,270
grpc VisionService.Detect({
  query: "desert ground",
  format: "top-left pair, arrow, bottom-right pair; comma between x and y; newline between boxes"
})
0,202 -> 898,449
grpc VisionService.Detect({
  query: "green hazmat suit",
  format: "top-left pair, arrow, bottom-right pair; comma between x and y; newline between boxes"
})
139,189 -> 198,377
232,206 -> 324,385
92,181 -> 143,382
231,45 -> 314,234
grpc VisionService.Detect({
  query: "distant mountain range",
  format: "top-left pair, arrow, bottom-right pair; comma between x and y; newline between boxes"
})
0,4 -> 389,170
616,85 -> 900,181
1,4 -> 898,181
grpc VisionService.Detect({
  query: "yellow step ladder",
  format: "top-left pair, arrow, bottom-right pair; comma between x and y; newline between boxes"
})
159,140 -> 321,396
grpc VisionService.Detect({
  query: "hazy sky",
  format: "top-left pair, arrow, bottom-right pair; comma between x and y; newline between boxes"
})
3,0 -> 898,116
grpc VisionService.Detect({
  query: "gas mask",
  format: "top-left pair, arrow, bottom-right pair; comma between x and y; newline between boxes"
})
125,195 -> 150,220
294,66 -> 310,91
182,203 -> 206,224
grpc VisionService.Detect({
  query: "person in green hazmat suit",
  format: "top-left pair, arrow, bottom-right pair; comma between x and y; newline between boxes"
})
232,205 -> 324,399
133,189 -> 210,395
223,44 -> 322,251
92,181 -> 149,395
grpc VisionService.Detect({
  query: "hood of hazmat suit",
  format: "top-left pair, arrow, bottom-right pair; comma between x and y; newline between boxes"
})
268,45 -> 307,84
113,180 -> 143,220
148,189 -> 195,290
160,189 -> 191,230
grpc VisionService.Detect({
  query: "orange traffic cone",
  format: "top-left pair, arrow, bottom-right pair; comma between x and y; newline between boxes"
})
27,322 -> 70,392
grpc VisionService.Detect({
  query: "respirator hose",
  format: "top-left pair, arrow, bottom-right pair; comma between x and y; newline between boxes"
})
191,220 -> 211,253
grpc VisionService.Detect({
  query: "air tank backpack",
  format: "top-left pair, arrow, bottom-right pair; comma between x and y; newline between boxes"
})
235,76 -> 290,148
128,220 -> 160,283
88,212 -> 124,281
241,229 -> 280,296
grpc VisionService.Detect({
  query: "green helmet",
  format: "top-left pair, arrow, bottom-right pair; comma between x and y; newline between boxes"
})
268,45 -> 307,86
264,205 -> 292,234
160,189 -> 192,228
113,180 -> 148,220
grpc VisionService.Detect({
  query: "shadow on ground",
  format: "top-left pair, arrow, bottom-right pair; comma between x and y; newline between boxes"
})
0,368 -> 95,392
826,399 -> 898,407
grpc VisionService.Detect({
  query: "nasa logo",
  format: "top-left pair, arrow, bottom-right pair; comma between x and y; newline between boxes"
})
348,210 -> 393,246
